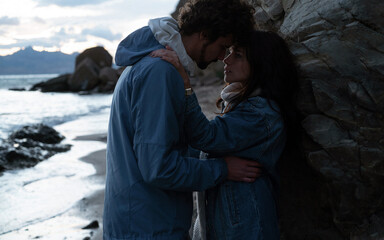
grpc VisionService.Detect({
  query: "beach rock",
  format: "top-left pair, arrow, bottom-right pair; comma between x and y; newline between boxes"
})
170,0 -> 384,238
68,58 -> 100,91
0,124 -> 71,172
8,87 -> 26,91
11,124 -> 65,144
30,74 -> 71,92
75,46 -> 112,70
82,220 -> 99,229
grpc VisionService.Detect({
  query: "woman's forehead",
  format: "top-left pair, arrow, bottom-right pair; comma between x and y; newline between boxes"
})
230,45 -> 245,51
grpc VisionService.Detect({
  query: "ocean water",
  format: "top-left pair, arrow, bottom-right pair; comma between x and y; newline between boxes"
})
0,74 -> 113,238
0,74 -> 113,139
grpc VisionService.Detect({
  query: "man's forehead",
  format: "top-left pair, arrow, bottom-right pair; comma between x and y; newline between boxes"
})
218,35 -> 234,47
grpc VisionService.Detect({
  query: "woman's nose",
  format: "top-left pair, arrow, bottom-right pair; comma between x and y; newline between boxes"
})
223,54 -> 230,64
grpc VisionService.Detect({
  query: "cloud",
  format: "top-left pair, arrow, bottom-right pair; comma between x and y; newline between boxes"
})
0,28 -> 87,50
35,0 -> 108,7
33,17 -> 46,24
82,27 -> 122,41
0,16 -> 20,25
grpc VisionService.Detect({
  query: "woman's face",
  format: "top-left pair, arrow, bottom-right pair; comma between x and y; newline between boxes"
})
223,46 -> 250,84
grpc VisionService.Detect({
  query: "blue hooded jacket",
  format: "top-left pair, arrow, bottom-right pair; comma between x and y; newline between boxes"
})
103,26 -> 228,240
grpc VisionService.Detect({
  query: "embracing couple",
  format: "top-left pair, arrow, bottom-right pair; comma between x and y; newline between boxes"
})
103,0 -> 299,239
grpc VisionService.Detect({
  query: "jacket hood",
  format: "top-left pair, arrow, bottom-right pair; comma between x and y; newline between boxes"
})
115,26 -> 163,67
115,17 -> 197,75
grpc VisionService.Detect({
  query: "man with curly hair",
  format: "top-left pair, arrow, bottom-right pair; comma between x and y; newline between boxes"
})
103,1 -> 257,239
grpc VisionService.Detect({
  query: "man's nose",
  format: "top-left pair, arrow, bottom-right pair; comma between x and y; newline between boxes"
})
218,50 -> 226,61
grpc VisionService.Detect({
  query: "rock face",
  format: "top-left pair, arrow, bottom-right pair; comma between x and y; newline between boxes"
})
250,0 -> 384,239
0,124 -> 71,173
31,46 -> 121,93
171,0 -> 384,239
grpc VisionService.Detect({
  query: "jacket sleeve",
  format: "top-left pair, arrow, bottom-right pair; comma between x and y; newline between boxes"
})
132,60 -> 227,192
184,93 -> 282,156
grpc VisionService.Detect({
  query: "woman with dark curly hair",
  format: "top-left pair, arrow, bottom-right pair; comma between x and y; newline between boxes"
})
151,30 -> 300,239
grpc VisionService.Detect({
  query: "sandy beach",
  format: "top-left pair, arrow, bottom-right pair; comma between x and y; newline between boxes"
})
71,133 -> 108,240
0,131 -> 108,240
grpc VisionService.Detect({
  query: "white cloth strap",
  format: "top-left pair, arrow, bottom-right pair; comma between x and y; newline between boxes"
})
148,17 -> 196,76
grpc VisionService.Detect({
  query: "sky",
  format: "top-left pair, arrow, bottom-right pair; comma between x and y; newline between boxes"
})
0,0 -> 180,57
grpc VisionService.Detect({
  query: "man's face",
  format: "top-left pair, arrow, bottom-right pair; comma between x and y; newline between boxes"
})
196,35 -> 233,70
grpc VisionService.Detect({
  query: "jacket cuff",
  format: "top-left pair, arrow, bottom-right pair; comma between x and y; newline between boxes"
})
208,158 -> 228,184
185,93 -> 199,114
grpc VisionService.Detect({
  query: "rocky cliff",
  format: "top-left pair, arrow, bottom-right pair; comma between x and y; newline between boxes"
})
173,0 -> 384,239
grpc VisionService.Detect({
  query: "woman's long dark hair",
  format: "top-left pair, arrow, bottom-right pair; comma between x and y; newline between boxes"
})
219,30 -> 301,156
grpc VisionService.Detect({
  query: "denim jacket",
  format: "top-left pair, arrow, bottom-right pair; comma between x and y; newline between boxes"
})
185,93 -> 285,240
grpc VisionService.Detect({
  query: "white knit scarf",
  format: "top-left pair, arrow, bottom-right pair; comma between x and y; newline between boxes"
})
220,82 -> 243,107
221,82 -> 262,108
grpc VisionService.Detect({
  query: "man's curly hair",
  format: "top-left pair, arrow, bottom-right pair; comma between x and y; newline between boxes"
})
178,0 -> 255,43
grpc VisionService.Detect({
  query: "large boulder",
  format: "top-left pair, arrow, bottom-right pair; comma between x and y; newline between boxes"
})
67,46 -> 117,92
75,46 -> 112,69
68,58 -> 100,91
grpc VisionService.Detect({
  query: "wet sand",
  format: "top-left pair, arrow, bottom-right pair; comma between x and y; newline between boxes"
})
0,133 -> 107,240
72,134 -> 107,240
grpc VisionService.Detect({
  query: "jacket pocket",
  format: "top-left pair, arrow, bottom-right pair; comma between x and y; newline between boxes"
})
222,182 -> 240,226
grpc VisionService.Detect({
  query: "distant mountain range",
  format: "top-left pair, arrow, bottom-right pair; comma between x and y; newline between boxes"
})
0,47 -> 78,75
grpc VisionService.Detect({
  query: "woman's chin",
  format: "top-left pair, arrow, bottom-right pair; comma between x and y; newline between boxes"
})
224,78 -> 239,84
224,76 -> 231,84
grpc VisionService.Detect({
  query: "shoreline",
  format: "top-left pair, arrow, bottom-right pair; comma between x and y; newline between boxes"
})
0,133 -> 107,240
73,133 -> 108,240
